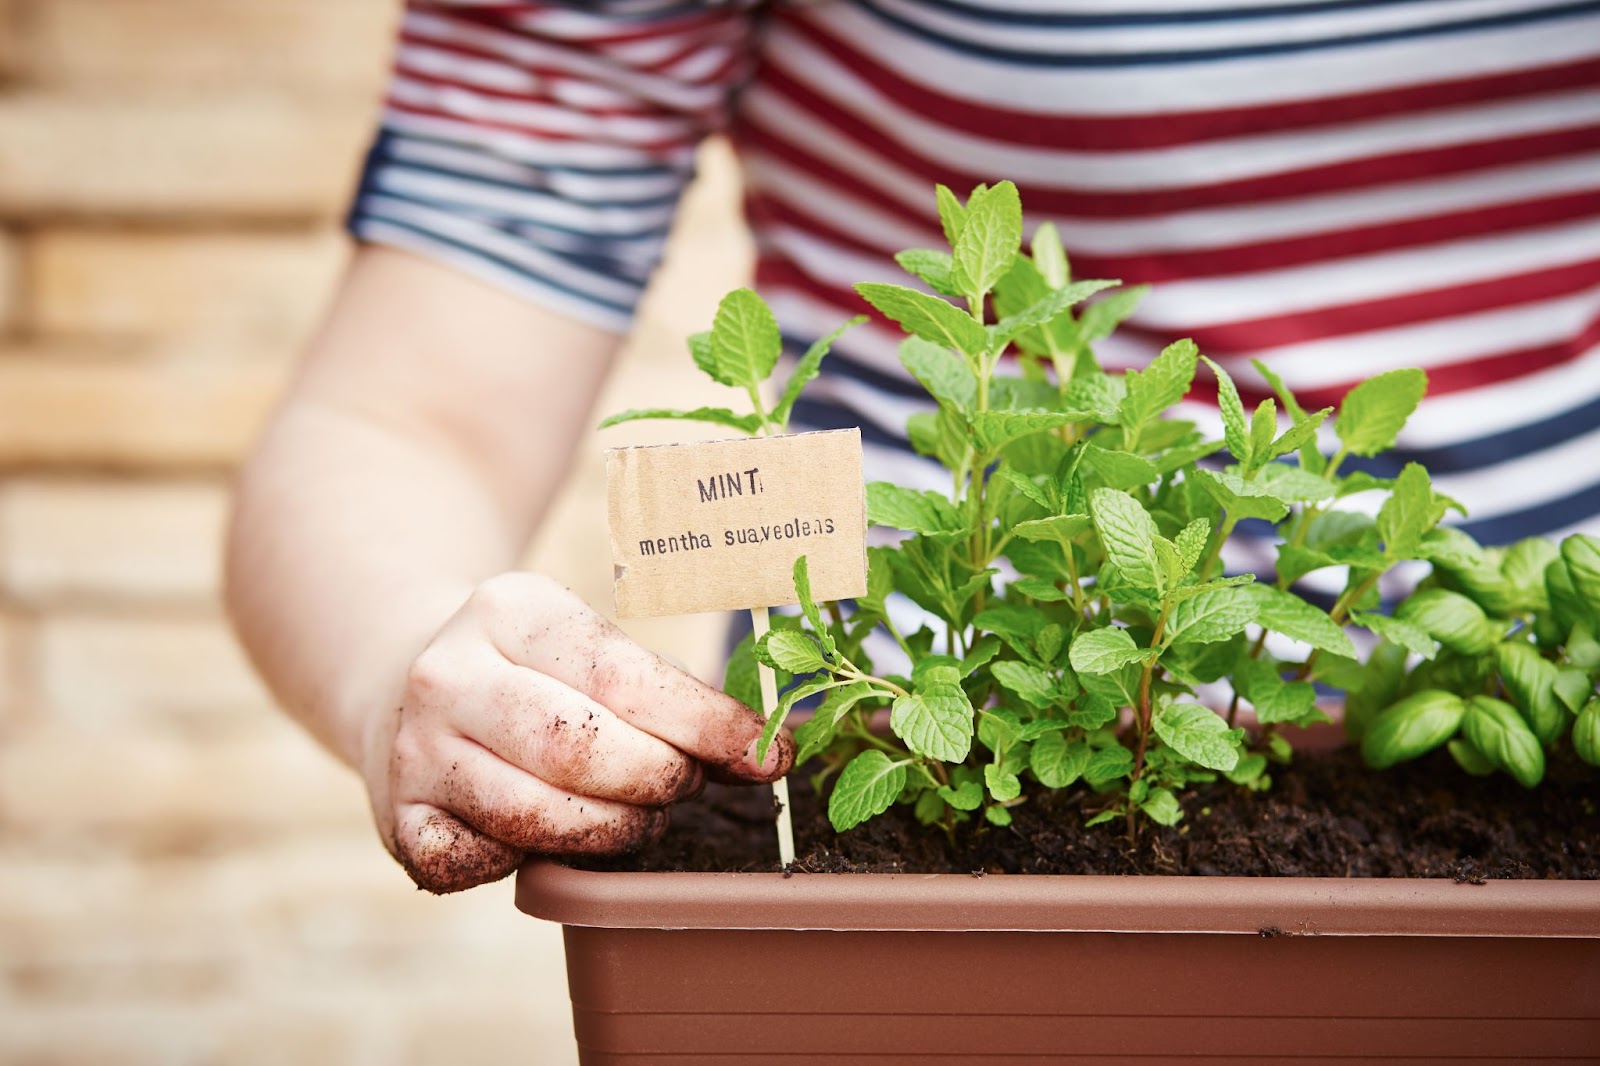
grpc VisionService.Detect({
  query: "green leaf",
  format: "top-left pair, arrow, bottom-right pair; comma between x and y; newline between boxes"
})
1462,695 -> 1545,788
709,288 -> 783,388
1153,701 -> 1242,772
1335,368 -> 1428,457
985,804 -> 1014,827
1248,400 -> 1277,471
895,248 -> 957,296
855,282 -> 987,354
900,336 -> 978,413
984,764 -> 1023,802
907,407 -> 968,470
772,316 -> 866,428
935,183 -> 967,247
937,779 -> 984,811
1166,586 -> 1255,646
757,676 -> 835,762
1202,356 -> 1250,466
1252,358 -> 1324,473
1012,514 -> 1094,550
952,180 -> 1022,297
1267,406 -> 1333,463
1448,737 -> 1497,777
1394,588 -> 1493,656
1494,642 -> 1567,746
1140,787 -> 1183,826
1560,534 -> 1600,617
1553,667 -> 1593,715
1060,374 -> 1126,425
1240,659 -> 1319,725
1376,462 -> 1440,560
1360,690 -> 1464,769
756,630 -> 827,674
723,630 -> 790,715
1573,699 -> 1600,768
1120,339 -> 1199,440
972,410 -> 1091,453
598,406 -> 764,434
1069,627 -> 1148,674
687,330 -> 717,382
960,634 -> 1004,677
867,482 -> 967,537
1076,285 -> 1147,348
1244,585 -> 1357,657
1090,488 -> 1161,591
1032,221 -> 1069,288
991,279 -> 1117,348
994,466 -> 1055,512
1175,518 -> 1211,573
1190,468 -> 1290,522
991,660 -> 1055,708
1084,744 -> 1135,784
1083,445 -> 1159,491
1500,537 -> 1559,612
890,688 -> 974,763
1252,463 -> 1336,504
791,556 -> 835,660
1030,732 -> 1089,788
828,751 -> 908,831
1351,611 -> 1440,660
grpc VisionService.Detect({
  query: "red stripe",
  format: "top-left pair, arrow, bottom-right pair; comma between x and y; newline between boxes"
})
384,99 -> 700,155
742,64 -> 1600,217
1124,260 -> 1600,353
753,256 -> 1600,404
446,3 -> 738,49
787,13 -> 1600,152
395,58 -> 665,120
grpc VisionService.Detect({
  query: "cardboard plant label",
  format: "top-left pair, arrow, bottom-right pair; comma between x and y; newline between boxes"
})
606,429 -> 867,617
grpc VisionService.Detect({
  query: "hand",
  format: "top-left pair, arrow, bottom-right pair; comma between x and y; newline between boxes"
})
361,572 -> 793,893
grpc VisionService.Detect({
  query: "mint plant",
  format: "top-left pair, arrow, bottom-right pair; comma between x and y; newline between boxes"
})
606,180 -> 1599,841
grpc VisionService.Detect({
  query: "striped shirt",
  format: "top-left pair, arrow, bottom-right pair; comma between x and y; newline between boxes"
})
349,0 -> 1600,552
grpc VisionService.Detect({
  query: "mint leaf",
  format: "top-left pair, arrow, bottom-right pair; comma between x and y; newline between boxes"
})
1335,368 -> 1427,457
856,282 -> 986,354
791,556 -> 836,660
1140,787 -> 1183,826
1069,626 -> 1148,674
900,336 -> 978,413
1077,285 -> 1147,348
723,630 -> 790,715
1248,400 -> 1278,470
1119,338 -> 1199,440
951,180 -> 1022,298
1240,659 -> 1319,725
1166,586 -> 1255,646
1252,359 -> 1325,473
994,466 -> 1055,512
772,315 -> 866,428
1153,701 -> 1242,772
1268,406 -> 1332,463
828,751 -> 907,832
935,183 -> 966,247
1202,355 -> 1250,467
984,764 -> 1022,802
1252,463 -> 1336,503
1175,518 -> 1211,573
1244,584 -> 1356,657
1351,611 -> 1440,660
757,630 -> 827,674
1030,732 -> 1090,788
890,688 -> 974,762
895,248 -> 957,296
991,660 -> 1055,708
709,288 -> 782,388
1090,488 -> 1161,591
991,279 -> 1117,348
1376,461 -> 1438,560
970,410 -> 1088,453
599,406 -> 763,433
1032,221 -> 1069,288
1083,445 -> 1159,491
1191,468 -> 1290,522
867,482 -> 967,538
937,779 -> 984,811
1085,744 -> 1135,785
1061,373 -> 1126,425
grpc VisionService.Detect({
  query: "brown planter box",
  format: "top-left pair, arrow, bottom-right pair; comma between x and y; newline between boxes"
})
518,863 -> 1600,1064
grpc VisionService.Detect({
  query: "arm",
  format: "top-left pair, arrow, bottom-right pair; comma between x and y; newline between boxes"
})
226,245 -> 791,892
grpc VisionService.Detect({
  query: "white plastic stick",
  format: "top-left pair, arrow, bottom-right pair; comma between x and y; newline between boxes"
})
748,605 -> 796,867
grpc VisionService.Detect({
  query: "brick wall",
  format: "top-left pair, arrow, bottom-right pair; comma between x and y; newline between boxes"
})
0,3 -> 755,1062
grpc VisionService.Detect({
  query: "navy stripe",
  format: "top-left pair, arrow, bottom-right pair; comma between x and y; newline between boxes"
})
789,396 -> 912,452
372,129 -> 688,179
1344,392 -> 1600,477
350,207 -> 642,316
1457,475 -> 1600,542
380,149 -> 689,209
855,0 -> 1600,67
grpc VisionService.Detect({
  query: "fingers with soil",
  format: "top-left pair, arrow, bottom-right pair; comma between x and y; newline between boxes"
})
392,806 -> 523,894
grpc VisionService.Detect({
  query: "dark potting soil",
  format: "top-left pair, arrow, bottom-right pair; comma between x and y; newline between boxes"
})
580,745 -> 1599,879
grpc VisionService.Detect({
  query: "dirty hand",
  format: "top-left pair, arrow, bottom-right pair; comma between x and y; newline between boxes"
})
361,572 -> 794,893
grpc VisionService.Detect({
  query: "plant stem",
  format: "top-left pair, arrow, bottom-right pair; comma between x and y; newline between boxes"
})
1131,602 -> 1172,781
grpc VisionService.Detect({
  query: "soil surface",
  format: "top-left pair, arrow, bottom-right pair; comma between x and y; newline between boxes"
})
580,746 -> 1599,878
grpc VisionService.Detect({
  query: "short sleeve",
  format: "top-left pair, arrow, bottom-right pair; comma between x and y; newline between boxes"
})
349,1 -> 761,332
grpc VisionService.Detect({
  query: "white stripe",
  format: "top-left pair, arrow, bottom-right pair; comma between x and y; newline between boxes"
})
794,5 -> 1600,114
1433,421 -> 1600,519
352,219 -> 633,333
866,0 -> 1571,54
359,195 -> 649,306
756,36 -> 1600,189
383,109 -> 698,168
390,77 -> 699,143
385,134 -> 685,199
743,155 -> 933,249
375,165 -> 679,233
1404,338 -> 1600,446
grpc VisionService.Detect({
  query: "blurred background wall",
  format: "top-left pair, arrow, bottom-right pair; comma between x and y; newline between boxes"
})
0,2 -> 754,1062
